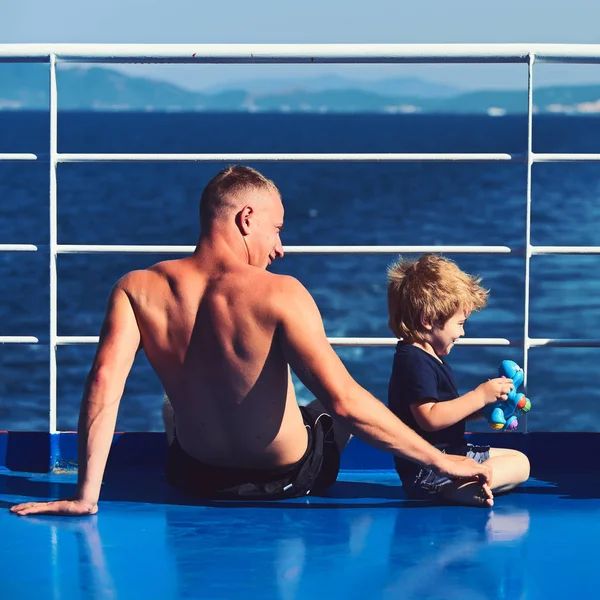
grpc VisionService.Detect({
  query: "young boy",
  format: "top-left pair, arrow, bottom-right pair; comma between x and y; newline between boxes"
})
386,254 -> 530,507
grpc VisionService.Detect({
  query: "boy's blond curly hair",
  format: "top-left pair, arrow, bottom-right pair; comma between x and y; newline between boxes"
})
387,253 -> 489,343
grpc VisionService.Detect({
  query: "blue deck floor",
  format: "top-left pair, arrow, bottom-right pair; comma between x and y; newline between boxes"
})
2,464 -> 600,600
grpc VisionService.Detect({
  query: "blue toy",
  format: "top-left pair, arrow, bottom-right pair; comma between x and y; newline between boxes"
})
482,360 -> 532,431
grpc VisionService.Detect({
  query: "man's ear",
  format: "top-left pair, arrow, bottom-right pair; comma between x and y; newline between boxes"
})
236,205 -> 253,235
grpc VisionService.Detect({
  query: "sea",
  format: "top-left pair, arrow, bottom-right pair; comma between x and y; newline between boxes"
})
1,111 -> 600,433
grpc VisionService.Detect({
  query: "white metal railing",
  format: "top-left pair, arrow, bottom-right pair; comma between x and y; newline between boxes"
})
523,54 -> 534,401
0,154 -> 37,160
49,53 -> 59,435
2,42 -> 600,62
2,44 -> 600,434
58,152 -> 517,162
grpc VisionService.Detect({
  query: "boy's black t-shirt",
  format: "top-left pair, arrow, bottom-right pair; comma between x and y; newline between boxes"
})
388,343 -> 466,483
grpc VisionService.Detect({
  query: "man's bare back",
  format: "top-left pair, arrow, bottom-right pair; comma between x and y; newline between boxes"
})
10,166 -> 493,516
125,254 -> 308,469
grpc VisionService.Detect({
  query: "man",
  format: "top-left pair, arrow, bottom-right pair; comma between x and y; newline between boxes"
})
11,166 -> 491,516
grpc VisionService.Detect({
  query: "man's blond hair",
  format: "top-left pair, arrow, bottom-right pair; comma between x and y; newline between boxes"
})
387,253 -> 488,343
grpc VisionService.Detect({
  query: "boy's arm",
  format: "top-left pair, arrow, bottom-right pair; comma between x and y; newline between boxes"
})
10,283 -> 141,516
411,379 -> 513,432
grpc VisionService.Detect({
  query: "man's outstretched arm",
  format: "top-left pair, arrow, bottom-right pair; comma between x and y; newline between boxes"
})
11,284 -> 141,516
277,277 -> 492,486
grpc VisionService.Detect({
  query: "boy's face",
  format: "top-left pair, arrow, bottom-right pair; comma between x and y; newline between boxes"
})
428,309 -> 470,356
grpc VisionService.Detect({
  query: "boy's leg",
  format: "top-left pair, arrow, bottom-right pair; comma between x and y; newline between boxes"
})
305,399 -> 353,454
441,447 -> 529,506
485,448 -> 530,494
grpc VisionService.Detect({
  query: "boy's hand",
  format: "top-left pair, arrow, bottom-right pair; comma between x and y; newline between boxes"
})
476,377 -> 514,405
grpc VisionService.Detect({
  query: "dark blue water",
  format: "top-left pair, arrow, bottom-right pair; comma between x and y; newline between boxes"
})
2,112 -> 600,432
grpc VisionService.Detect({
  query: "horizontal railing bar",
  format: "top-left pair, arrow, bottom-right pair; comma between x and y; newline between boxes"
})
0,336 -> 590,348
0,245 -> 38,252
56,244 -> 514,255
58,244 -> 193,254
22,152 -> 600,164
23,152 -> 600,164
0,336 -> 39,344
56,336 -> 98,345
19,152 -> 600,164
0,154 -> 37,161
7,244 -> 599,256
528,339 -> 600,348
43,152 -> 600,163
0,44 -> 531,63
56,336 -> 514,347
530,246 -> 600,255
282,246 -> 514,254
57,153 -> 517,163
534,53 -> 600,64
454,338 -> 513,346
327,338 -> 399,347
534,154 -> 600,162
329,337 -> 513,347
2,43 -> 600,64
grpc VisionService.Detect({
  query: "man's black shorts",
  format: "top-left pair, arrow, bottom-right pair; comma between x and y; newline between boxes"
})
165,404 -> 340,500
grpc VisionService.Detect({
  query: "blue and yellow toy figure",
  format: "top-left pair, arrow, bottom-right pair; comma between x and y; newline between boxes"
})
482,360 -> 532,431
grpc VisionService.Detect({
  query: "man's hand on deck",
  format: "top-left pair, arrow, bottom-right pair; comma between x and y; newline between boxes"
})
10,498 -> 98,517
435,454 -> 493,486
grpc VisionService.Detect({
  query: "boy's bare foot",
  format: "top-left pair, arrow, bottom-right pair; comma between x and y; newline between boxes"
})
442,480 -> 494,508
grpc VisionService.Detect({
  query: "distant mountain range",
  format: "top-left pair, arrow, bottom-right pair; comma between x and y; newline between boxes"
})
2,64 -> 600,115
203,74 -> 460,98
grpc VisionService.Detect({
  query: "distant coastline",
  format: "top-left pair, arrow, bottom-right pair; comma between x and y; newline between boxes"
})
2,64 -> 600,115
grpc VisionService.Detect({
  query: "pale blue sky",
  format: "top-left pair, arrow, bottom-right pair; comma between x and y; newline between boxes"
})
2,0 -> 600,91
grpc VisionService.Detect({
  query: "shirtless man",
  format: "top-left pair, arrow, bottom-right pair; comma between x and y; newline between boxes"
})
11,166 -> 492,516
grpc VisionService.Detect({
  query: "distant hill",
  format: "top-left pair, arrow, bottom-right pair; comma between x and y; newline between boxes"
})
204,74 -> 461,98
2,64 -> 600,115
0,64 -> 245,111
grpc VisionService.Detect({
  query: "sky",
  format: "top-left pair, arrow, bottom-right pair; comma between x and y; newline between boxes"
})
2,0 -> 600,92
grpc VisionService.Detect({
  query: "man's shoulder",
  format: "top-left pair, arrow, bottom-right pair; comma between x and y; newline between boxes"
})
240,268 -> 303,294
115,261 -> 176,296
249,272 -> 316,323
117,265 -> 163,288
265,271 -> 305,292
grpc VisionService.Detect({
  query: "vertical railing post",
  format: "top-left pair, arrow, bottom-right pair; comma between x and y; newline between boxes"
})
522,52 -> 536,432
49,54 -> 59,465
